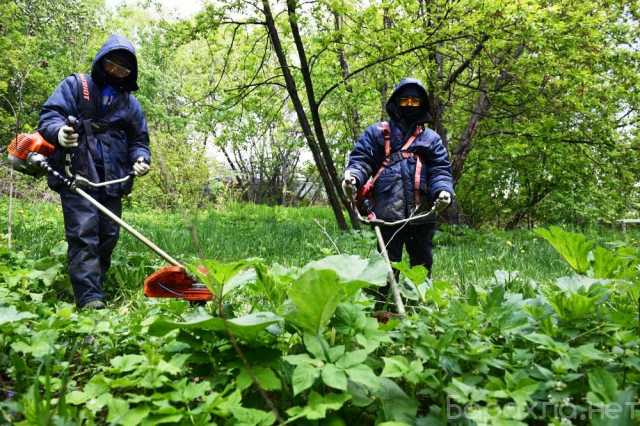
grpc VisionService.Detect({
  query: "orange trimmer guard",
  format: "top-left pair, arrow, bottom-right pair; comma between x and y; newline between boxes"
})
144,265 -> 214,302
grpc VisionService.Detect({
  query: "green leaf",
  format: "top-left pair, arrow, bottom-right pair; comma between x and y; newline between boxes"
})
11,330 -> 58,358
321,364 -> 348,390
547,277 -> 609,320
572,343 -> 610,363
86,392 -> 113,414
286,269 -> 345,334
445,378 -> 489,404
522,333 -> 568,354
238,367 -> 282,391
591,388 -> 635,426
66,390 -> 89,405
187,259 -> 254,297
111,354 -> 146,372
84,375 -> 110,398
0,306 -> 36,326
231,406 -> 275,426
327,345 -> 346,363
381,356 -> 410,378
119,406 -> 150,426
304,333 -> 328,361
336,350 -> 368,369
148,311 -> 282,340
587,369 -> 618,405
283,353 -> 321,367
292,363 -> 320,396
106,398 -> 130,423
223,268 -> 257,296
28,265 -> 60,287
346,364 -> 379,391
146,414 -> 184,425
375,378 -> 418,424
286,391 -> 350,420
392,259 -> 428,286
535,226 -> 594,274
303,254 -> 388,287
170,379 -> 210,402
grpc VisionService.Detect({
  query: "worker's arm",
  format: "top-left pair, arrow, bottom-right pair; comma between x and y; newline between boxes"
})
425,135 -> 455,200
125,95 -> 151,165
345,124 -> 385,187
38,76 -> 80,146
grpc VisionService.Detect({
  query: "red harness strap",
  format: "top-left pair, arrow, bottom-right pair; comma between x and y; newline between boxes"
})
79,73 -> 91,101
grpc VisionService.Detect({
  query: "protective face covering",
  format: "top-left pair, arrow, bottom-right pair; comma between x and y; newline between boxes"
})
102,51 -> 134,89
395,85 -> 427,125
399,105 -> 424,123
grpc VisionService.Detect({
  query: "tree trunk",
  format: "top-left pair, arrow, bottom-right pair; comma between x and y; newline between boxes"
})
506,185 -> 553,229
221,147 -> 244,186
286,0 -> 360,229
262,0 -> 348,230
333,11 -> 361,142
378,7 -> 393,121
451,80 -> 490,183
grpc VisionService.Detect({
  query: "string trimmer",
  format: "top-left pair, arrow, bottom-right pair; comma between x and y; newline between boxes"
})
7,130 -> 212,302
348,188 -> 442,317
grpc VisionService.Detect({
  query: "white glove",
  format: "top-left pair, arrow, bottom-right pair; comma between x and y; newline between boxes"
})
133,156 -> 150,176
436,190 -> 452,211
57,125 -> 79,148
342,170 -> 357,198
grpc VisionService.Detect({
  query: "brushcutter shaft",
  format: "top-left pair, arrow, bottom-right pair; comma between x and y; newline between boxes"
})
374,225 -> 406,316
74,187 -> 184,269
27,154 -> 184,269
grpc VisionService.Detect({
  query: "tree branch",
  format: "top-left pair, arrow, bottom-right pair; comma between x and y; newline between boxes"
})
317,34 -> 471,107
443,33 -> 489,92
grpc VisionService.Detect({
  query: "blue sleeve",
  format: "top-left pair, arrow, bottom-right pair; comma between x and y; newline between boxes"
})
425,136 -> 455,199
345,124 -> 384,187
126,95 -> 151,164
37,76 -> 79,145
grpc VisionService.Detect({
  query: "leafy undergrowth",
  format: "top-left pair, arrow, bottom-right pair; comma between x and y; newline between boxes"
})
1,226 -> 640,425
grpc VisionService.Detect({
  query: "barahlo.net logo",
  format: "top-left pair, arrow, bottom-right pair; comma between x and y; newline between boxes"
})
445,398 -> 637,421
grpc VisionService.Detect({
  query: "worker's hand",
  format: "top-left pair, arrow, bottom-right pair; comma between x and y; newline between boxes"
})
133,157 -> 150,176
342,170 -> 357,198
57,125 -> 79,148
436,190 -> 452,212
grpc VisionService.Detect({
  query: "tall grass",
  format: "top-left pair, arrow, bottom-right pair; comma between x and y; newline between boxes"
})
2,198 -> 638,302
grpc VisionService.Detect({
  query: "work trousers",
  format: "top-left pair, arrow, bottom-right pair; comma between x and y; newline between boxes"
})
59,188 -> 122,308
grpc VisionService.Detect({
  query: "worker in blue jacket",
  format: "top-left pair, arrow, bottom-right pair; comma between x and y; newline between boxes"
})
38,34 -> 151,310
343,78 -> 454,304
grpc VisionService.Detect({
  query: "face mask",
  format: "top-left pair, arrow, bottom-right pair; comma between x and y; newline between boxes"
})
399,106 -> 424,123
104,73 -> 127,90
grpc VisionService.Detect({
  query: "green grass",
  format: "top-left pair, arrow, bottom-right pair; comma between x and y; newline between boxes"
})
2,198 -> 638,304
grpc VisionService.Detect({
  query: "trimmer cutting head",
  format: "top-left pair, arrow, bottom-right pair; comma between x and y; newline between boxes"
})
144,265 -> 213,302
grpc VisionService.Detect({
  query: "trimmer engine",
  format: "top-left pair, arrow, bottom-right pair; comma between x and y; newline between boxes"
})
7,132 -> 55,176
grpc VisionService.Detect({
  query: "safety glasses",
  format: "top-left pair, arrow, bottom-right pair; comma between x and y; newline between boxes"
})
398,96 -> 422,107
103,58 -> 132,78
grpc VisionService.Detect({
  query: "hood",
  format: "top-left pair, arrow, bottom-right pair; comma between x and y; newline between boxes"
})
385,77 -> 430,125
91,34 -> 139,92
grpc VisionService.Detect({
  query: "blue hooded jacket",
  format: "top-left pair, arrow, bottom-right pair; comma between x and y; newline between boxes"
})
346,78 -> 454,222
38,34 -> 151,197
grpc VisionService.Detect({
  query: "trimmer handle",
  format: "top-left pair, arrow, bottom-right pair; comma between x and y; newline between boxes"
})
66,116 -> 79,133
